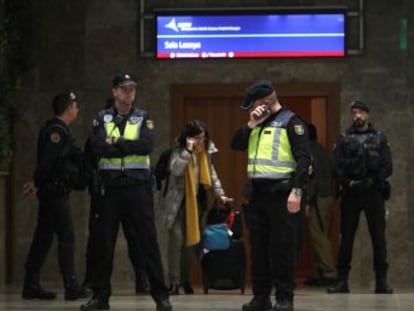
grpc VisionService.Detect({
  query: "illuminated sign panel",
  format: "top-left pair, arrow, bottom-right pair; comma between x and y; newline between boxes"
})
155,11 -> 346,59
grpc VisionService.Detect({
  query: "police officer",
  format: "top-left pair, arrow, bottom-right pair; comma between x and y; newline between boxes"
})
232,80 -> 311,311
22,92 -> 88,301
80,74 -> 171,311
82,101 -> 150,295
328,100 -> 393,294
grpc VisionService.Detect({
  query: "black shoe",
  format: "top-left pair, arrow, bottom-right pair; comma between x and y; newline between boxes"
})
182,281 -> 194,294
168,284 -> 179,295
242,297 -> 272,311
65,285 -> 91,301
156,298 -> 173,311
80,297 -> 110,310
327,280 -> 349,293
22,284 -> 57,300
273,299 -> 293,311
375,279 -> 393,294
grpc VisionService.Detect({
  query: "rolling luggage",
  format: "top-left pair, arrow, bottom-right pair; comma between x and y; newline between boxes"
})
201,239 -> 246,293
201,204 -> 246,294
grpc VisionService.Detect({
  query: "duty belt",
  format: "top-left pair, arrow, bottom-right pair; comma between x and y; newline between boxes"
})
102,176 -> 145,189
252,179 -> 290,193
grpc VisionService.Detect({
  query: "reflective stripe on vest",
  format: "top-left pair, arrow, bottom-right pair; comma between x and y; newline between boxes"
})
99,118 -> 150,170
247,110 -> 296,179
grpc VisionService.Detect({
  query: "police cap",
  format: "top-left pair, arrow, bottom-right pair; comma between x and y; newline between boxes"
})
52,91 -> 77,115
112,73 -> 137,88
241,79 -> 275,110
350,100 -> 369,113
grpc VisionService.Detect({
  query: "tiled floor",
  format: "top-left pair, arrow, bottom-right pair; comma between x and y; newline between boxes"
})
0,285 -> 413,311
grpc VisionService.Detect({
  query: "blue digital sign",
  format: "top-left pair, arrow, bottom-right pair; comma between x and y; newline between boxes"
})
155,11 -> 346,59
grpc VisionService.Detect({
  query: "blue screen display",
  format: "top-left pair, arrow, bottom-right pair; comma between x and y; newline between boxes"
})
156,12 -> 346,59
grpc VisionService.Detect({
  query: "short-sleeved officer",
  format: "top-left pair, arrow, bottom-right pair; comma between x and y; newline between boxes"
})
23,92 -> 88,301
80,74 -> 172,311
232,80 -> 311,311
328,100 -> 393,294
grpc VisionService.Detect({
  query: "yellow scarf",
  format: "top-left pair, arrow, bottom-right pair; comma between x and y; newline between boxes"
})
184,147 -> 212,246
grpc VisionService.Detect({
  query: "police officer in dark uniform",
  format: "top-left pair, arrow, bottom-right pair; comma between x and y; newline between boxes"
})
80,74 -> 171,311
232,80 -> 311,311
82,100 -> 150,295
22,92 -> 88,301
328,100 -> 393,294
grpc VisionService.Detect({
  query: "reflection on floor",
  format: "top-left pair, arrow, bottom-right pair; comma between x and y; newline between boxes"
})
0,285 -> 413,311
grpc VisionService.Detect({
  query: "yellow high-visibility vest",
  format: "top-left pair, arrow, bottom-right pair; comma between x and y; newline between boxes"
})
248,110 -> 296,179
99,112 -> 150,171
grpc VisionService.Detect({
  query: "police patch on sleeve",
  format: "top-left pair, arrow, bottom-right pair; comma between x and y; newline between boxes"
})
103,114 -> 113,123
92,119 -> 99,127
294,124 -> 305,135
146,119 -> 154,130
50,132 -> 61,143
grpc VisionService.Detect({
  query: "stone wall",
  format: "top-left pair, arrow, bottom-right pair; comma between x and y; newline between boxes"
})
9,0 -> 414,290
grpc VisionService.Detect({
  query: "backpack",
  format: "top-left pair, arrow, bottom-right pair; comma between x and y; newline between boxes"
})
154,147 -> 173,196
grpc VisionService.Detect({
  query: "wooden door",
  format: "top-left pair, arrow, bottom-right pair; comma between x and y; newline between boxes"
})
170,83 -> 340,287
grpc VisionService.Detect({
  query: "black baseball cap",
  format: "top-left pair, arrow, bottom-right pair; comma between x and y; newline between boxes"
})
241,79 -> 275,110
112,73 -> 137,88
350,100 -> 369,113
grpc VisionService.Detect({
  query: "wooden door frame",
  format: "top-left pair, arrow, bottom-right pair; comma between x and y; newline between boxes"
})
171,82 -> 340,150
170,82 -> 341,283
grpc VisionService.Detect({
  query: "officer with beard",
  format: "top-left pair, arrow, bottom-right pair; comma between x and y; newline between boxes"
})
328,100 -> 393,294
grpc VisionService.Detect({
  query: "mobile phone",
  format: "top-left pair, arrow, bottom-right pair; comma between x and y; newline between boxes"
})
253,105 -> 271,120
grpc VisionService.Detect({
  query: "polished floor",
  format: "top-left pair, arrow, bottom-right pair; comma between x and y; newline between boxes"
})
0,284 -> 413,311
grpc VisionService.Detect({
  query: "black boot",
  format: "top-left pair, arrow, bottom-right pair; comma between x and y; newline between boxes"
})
375,277 -> 393,294
327,279 -> 349,293
168,284 -> 179,295
80,296 -> 110,310
64,274 -> 90,301
22,273 -> 57,300
135,269 -> 150,294
181,280 -> 194,294
273,298 -> 293,311
242,296 -> 272,311
156,298 -> 173,311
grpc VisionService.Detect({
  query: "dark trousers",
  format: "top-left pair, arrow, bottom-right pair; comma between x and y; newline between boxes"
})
337,188 -> 388,278
25,194 -> 75,278
89,182 -> 168,302
249,189 -> 302,302
84,195 -> 146,285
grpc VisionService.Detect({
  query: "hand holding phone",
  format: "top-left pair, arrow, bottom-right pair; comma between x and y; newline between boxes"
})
186,137 -> 196,151
253,105 -> 271,120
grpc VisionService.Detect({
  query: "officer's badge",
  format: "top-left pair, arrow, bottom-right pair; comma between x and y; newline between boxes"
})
50,132 -> 61,143
103,114 -> 113,123
146,119 -> 154,130
130,116 -> 142,124
294,124 -> 304,135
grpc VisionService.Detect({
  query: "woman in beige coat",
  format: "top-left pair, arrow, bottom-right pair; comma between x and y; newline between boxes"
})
156,120 -> 228,295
